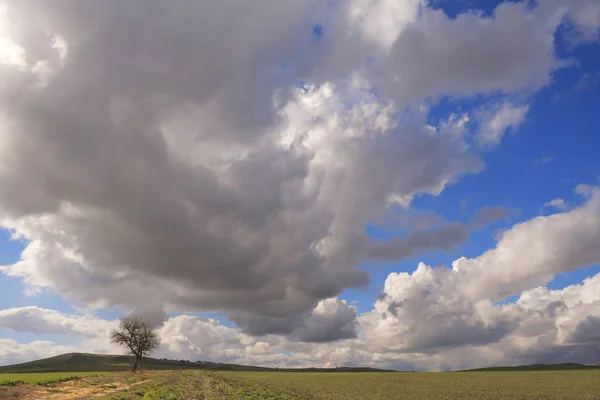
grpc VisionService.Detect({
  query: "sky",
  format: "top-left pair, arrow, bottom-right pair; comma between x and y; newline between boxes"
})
0,0 -> 599,371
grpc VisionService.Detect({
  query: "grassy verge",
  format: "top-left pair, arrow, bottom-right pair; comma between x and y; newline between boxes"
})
0,371 -> 116,385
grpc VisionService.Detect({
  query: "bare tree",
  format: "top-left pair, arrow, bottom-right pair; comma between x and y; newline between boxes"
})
110,315 -> 160,373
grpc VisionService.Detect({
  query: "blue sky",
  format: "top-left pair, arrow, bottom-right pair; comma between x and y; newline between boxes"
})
339,18 -> 600,313
0,0 -> 599,370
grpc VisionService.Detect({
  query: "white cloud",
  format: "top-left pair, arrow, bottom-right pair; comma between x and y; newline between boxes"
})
346,0 -> 424,50
3,257 -> 600,370
476,102 -> 529,147
357,187 -> 600,367
0,339 -> 76,367
4,267 -> 600,370
0,306 -> 116,337
544,198 -> 568,210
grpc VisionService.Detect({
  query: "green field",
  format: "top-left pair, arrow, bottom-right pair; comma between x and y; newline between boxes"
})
222,370 -> 600,399
2,370 -> 600,399
0,371 -> 114,385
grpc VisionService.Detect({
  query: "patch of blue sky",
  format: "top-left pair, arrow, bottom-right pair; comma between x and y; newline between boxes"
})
431,0 -> 522,18
420,63 -> 598,224
294,80 -> 311,92
0,228 -> 25,265
357,34 -> 600,304
312,24 -> 325,41
546,265 -> 600,291
0,275 -> 79,315
0,229 -> 95,316
495,294 -> 521,306
91,308 -> 123,321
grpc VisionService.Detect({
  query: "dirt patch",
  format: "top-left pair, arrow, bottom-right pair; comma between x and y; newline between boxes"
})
1,374 -> 153,400
0,384 -> 33,400
88,378 -> 151,398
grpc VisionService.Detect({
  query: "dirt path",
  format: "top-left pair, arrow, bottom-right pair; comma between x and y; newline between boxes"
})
8,375 -> 153,400
87,379 -> 152,398
0,370 -> 309,400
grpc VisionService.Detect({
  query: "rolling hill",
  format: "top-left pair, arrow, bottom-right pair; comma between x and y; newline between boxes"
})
0,353 -> 391,373
466,363 -> 600,372
0,353 -> 271,373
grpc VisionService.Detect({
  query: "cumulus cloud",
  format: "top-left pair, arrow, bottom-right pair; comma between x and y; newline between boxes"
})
0,306 -> 116,337
292,298 -> 358,343
0,0 -> 597,351
229,297 -> 358,343
0,339 -> 76,367
5,268 -> 600,370
382,2 -> 559,104
156,187 -> 600,368
0,0 -> 492,340
3,250 -> 600,370
360,187 -> 600,362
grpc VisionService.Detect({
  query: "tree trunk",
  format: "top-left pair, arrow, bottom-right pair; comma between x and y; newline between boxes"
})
132,356 -> 140,373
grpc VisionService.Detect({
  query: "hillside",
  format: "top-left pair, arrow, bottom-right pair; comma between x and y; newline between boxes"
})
0,353 -> 392,374
0,353 -> 270,373
466,363 -> 600,372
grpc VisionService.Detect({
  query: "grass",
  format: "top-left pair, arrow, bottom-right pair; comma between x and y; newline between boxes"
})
0,353 -> 199,373
220,370 -> 600,400
0,371 -> 114,385
0,352 -> 277,374
2,369 -> 600,399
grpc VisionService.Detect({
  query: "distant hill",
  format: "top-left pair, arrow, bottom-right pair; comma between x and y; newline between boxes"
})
466,363 -> 600,372
3,354 -> 597,374
0,353 -> 273,373
0,353 -> 392,374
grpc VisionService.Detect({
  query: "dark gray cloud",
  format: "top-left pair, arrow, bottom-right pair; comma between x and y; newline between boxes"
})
0,0 -> 484,340
381,2 -> 559,104
293,299 -> 358,343
569,316 -> 600,344
230,298 -> 357,343
365,206 -> 509,261
0,0 -> 594,345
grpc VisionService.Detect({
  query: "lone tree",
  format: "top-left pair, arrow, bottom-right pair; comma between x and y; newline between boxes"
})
110,315 -> 160,373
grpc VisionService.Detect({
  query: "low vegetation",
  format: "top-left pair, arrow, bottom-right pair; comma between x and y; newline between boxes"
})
221,370 -> 600,399
2,369 -> 600,399
0,371 -> 114,385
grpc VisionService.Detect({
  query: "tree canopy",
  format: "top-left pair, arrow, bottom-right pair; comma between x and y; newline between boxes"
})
110,315 -> 160,373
